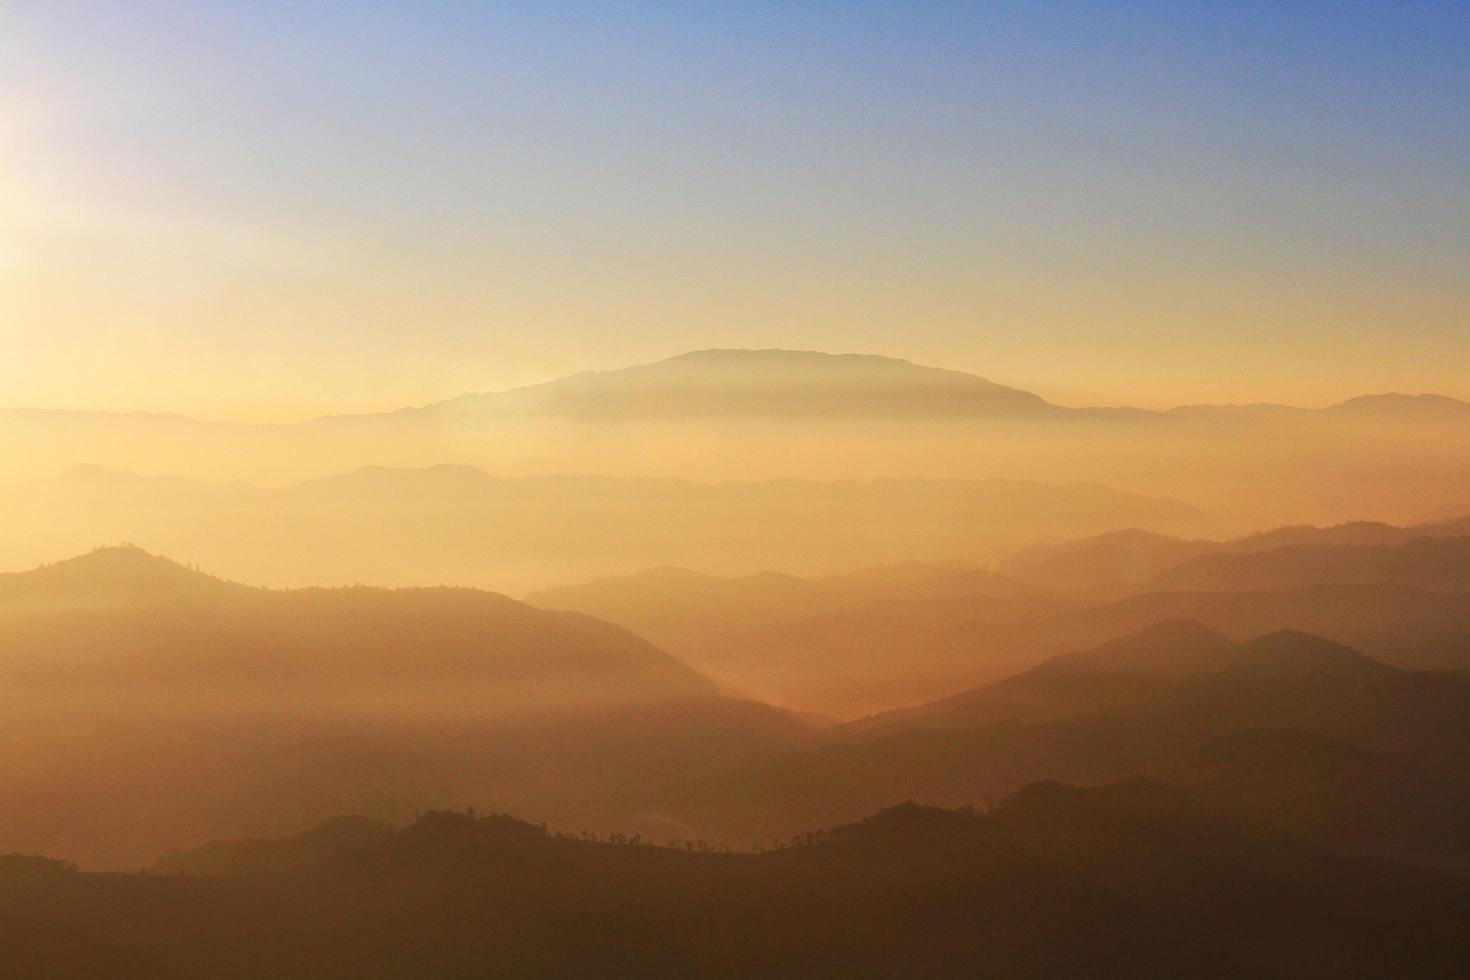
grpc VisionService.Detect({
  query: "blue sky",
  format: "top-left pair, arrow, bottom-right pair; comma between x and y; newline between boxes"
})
2,1 -> 1467,417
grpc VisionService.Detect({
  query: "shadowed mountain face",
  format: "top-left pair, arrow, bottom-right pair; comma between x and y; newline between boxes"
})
0,546 -> 716,718
673,628 -> 1470,871
0,547 -> 815,868
2,780 -> 1467,980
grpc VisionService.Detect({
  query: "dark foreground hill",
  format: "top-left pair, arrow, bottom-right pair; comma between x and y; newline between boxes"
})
681,627 -> 1470,871
2,779 -> 1468,980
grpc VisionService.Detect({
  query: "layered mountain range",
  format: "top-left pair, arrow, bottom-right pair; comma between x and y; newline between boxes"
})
5,350 -> 1469,527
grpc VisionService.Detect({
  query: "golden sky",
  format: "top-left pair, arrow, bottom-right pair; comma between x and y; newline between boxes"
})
2,2 -> 1467,421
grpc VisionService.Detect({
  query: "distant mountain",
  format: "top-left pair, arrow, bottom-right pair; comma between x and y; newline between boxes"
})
994,528 -> 1216,592
0,465 -> 1206,594
404,349 -> 1063,421
529,564 -> 1072,714
1326,392 -> 1470,419
993,514 -> 1470,594
3,780 -> 1468,979
947,581 -> 1470,678
4,350 -> 1470,529
1154,535 -> 1470,593
531,518 -> 1470,716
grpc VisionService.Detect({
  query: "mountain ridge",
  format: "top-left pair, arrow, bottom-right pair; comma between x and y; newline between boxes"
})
4,349 -> 1467,425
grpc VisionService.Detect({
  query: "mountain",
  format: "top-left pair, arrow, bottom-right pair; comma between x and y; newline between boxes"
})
407,349 -> 1063,420
671,628 -> 1470,869
0,547 -> 828,868
0,543 -> 250,606
1154,535 -> 1470,593
2,781 -> 1468,979
960,581 -> 1470,675
1326,392 -> 1470,419
992,514 -> 1470,594
528,564 -> 1072,714
853,620 -> 1235,733
0,545 -> 716,717
5,351 -> 1470,529
0,465 -> 1205,594
531,522 -> 1470,718
994,528 -> 1216,592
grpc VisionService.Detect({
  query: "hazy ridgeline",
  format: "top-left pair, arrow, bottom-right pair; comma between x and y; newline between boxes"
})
4,351 -> 1470,976
5,352 -> 1470,535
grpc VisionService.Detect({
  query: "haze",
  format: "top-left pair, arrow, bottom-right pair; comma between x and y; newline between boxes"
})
2,4 -> 1469,978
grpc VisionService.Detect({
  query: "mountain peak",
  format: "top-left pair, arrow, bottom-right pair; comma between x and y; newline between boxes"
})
1229,630 -> 1390,677
0,546 -> 244,605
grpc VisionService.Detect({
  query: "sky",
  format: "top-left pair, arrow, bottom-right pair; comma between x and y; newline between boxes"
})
1,0 -> 1467,420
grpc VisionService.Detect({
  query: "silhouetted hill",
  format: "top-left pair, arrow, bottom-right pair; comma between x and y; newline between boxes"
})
0,545 -> 248,606
2,781 -> 1468,978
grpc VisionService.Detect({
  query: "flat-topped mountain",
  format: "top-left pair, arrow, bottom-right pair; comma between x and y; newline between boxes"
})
407,349 -> 1061,420
3,351 -> 1469,530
